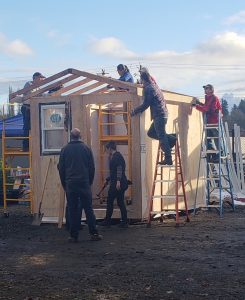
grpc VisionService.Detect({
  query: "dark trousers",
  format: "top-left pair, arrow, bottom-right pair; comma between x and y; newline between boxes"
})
66,183 -> 98,239
105,186 -> 127,223
23,129 -> 29,150
21,105 -> 30,151
207,128 -> 219,150
147,116 -> 171,159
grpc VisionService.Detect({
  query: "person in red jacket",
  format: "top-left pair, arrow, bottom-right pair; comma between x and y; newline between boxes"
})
192,84 -> 222,160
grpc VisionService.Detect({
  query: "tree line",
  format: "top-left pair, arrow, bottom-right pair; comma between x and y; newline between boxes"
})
222,99 -> 245,133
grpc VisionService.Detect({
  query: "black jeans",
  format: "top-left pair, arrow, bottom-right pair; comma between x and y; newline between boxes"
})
66,182 -> 98,239
105,186 -> 127,223
147,116 -> 171,159
23,129 -> 29,150
22,105 -> 30,151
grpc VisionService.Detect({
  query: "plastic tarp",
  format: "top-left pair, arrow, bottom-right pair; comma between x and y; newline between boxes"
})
0,114 -> 24,137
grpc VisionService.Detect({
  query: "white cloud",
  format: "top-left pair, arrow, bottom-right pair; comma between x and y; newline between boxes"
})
88,32 -> 245,98
88,37 -> 137,59
0,33 -> 33,56
197,32 -> 245,56
225,10 -> 245,25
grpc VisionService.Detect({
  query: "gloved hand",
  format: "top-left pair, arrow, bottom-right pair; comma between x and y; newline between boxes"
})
130,109 -> 136,117
191,97 -> 199,107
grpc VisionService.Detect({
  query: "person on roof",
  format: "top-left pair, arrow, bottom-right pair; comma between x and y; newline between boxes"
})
106,64 -> 134,133
116,64 -> 134,133
192,84 -> 222,160
117,64 -> 134,84
21,72 -> 46,151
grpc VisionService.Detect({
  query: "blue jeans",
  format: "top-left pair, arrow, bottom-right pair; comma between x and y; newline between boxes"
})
66,182 -> 98,239
147,116 -> 171,159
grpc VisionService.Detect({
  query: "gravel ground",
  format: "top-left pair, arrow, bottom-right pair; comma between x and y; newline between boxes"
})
0,205 -> 245,300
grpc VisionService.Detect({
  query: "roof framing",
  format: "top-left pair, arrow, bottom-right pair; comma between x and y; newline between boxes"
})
9,68 -> 137,102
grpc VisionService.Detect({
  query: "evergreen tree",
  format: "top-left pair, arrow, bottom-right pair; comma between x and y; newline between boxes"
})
221,98 -> 229,124
221,98 -> 229,117
229,101 -> 245,130
238,99 -> 245,114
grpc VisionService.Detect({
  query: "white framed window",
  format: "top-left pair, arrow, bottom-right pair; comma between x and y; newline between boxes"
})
40,103 -> 65,154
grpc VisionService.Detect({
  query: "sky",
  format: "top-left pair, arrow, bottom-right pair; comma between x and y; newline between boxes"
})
1,0 -> 245,109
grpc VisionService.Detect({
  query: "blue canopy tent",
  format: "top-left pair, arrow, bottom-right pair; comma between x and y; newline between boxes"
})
0,114 -> 24,137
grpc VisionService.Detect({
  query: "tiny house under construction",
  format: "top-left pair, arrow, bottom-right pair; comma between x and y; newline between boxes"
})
9,68 -> 205,223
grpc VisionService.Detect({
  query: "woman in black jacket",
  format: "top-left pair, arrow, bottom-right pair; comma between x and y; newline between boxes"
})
100,141 -> 128,228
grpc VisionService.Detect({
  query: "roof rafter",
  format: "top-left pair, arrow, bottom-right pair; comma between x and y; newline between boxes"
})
9,68 -> 137,102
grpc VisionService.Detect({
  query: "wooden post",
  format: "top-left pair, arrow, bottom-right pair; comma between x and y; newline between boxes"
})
58,186 -> 65,228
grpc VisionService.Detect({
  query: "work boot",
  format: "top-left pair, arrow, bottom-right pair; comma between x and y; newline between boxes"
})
90,233 -> 103,241
68,236 -> 78,243
98,219 -> 111,227
159,157 -> 173,166
118,221 -> 129,228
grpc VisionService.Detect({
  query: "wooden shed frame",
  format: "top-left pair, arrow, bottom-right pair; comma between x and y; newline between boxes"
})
10,68 -> 205,223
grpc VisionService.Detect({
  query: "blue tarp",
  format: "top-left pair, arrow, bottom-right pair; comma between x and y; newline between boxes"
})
0,114 -> 24,137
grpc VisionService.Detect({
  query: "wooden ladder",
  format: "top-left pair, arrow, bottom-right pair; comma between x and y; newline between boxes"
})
147,137 -> 190,227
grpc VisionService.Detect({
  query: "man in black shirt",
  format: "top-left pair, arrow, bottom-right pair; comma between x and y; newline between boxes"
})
58,128 -> 102,242
21,72 -> 46,151
100,141 -> 128,228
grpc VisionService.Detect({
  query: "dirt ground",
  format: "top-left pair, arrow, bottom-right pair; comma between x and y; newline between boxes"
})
0,205 -> 245,300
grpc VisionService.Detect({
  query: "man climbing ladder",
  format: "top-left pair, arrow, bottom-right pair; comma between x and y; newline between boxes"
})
192,84 -> 235,216
131,68 -> 176,165
192,84 -> 222,162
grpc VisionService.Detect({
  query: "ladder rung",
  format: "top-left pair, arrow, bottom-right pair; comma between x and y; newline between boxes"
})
3,137 -> 30,140
210,186 -> 231,189
5,168 -> 30,170
206,150 -> 219,153
152,195 -> 184,199
4,152 -> 30,155
154,180 -> 176,183
5,198 -> 32,202
204,126 -> 219,129
157,164 -> 175,168
150,210 -> 176,215
4,184 -> 30,187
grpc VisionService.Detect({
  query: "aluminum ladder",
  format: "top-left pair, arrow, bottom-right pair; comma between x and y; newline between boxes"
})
194,112 -> 235,216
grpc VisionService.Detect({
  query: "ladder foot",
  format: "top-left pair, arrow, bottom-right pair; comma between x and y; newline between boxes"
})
146,223 -> 151,228
3,212 -> 9,218
159,216 -> 164,223
175,223 -> 180,228
186,217 -> 190,222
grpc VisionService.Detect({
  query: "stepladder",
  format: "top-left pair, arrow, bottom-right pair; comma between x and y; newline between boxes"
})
147,135 -> 190,227
194,112 -> 235,216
